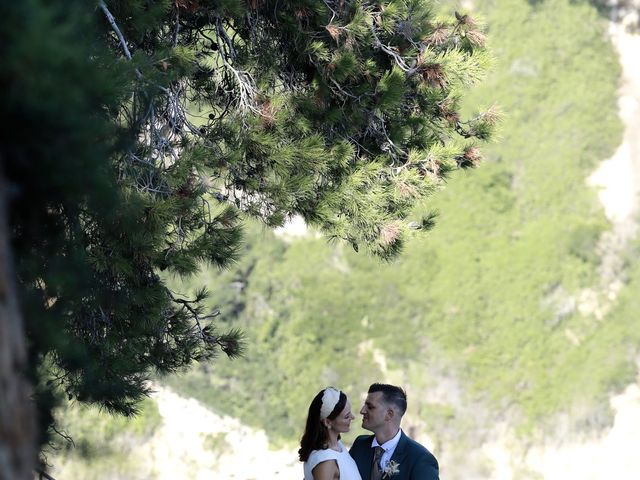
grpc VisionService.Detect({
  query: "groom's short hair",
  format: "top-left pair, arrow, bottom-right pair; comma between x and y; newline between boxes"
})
368,383 -> 407,416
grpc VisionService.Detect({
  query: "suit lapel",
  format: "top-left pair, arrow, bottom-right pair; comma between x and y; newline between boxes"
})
350,435 -> 373,480
356,435 -> 375,480
389,432 -> 409,478
366,435 -> 376,480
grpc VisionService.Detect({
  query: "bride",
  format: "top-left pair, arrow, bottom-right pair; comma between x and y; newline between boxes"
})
299,387 -> 363,480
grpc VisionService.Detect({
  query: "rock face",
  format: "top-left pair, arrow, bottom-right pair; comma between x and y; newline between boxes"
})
584,1 -> 640,318
146,386 -> 299,480
523,375 -> 640,480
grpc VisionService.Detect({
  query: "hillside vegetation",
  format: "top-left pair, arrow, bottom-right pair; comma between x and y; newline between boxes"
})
46,398 -> 161,479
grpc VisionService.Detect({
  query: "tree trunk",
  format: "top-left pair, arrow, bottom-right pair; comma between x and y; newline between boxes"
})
0,163 -> 37,480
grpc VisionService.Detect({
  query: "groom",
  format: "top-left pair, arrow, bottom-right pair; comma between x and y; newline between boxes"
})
349,383 -> 439,480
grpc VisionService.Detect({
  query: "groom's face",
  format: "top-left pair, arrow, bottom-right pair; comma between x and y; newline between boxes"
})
360,391 -> 387,432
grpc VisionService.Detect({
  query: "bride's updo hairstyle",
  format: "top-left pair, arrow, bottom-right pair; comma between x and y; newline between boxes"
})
298,387 -> 347,462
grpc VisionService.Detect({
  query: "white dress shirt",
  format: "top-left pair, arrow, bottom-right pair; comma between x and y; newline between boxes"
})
371,428 -> 402,471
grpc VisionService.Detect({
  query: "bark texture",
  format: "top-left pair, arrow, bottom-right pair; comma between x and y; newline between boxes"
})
0,165 -> 36,480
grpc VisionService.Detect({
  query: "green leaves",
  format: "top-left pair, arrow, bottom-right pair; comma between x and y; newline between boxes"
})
331,50 -> 360,81
377,66 -> 406,109
5,0 -> 497,456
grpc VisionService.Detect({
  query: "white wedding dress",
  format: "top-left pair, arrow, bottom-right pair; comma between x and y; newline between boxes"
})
303,441 -> 363,480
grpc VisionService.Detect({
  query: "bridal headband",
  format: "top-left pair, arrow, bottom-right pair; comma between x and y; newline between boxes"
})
320,387 -> 342,419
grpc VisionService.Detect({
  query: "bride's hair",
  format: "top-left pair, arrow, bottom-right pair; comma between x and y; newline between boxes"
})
298,388 -> 347,462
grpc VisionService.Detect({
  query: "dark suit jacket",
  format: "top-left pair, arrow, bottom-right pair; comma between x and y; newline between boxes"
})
349,431 -> 439,480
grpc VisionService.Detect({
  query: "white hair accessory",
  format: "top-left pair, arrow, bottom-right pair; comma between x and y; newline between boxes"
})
320,387 -> 342,419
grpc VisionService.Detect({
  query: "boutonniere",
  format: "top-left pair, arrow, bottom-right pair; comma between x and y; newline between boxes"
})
382,460 -> 400,478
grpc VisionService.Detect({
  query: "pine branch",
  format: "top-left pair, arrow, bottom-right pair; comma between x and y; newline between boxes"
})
98,1 -> 133,60
213,19 -> 260,114
370,23 -> 416,74
168,290 -> 226,349
98,0 -> 143,84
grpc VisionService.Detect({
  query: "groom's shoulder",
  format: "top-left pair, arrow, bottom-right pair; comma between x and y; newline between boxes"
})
402,433 -> 440,479
353,433 -> 374,444
403,433 -> 437,459
350,434 -> 373,449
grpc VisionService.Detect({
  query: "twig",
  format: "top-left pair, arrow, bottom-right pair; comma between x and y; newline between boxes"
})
99,1 -> 132,60
34,469 -> 56,480
213,20 -> 259,113
98,0 -> 143,80
168,291 -> 221,344
173,4 -> 180,47
51,425 -> 75,449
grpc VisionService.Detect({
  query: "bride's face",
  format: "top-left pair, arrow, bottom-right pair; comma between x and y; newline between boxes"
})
327,400 -> 355,433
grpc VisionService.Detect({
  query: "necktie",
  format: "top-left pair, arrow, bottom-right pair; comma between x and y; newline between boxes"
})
370,446 -> 385,480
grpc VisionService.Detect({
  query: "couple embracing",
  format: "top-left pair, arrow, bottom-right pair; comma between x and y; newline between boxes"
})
299,383 -> 439,480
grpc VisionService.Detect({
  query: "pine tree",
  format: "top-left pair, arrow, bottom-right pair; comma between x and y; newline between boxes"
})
0,172 -> 37,480
1,0 -> 497,471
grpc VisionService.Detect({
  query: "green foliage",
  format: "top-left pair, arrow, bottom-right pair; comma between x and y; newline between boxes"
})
203,432 -> 231,455
378,67 -> 407,109
165,0 -> 630,449
2,0 -> 493,463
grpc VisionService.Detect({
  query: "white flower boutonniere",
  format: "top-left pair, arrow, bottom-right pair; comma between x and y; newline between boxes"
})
382,460 -> 400,478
